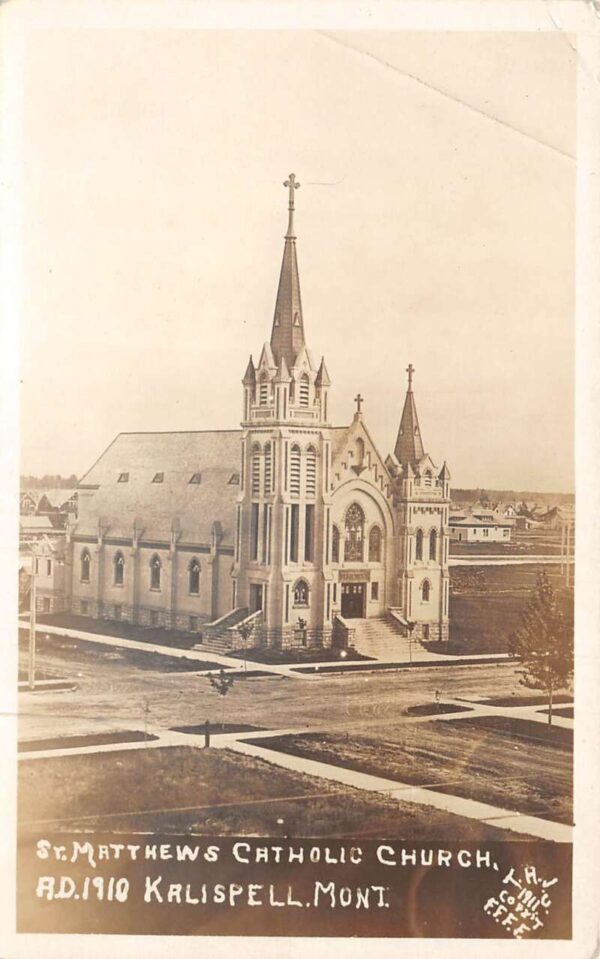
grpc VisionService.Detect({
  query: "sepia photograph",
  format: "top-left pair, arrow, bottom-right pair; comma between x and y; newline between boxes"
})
3,3 -> 599,954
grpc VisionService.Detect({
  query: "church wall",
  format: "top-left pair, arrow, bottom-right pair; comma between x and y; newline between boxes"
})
68,539 -> 234,631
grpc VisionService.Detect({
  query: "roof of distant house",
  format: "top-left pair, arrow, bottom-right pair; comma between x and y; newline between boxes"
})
449,513 -> 513,528
19,515 -> 56,531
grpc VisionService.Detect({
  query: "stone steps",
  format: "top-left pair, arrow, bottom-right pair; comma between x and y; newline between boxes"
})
350,616 -> 413,659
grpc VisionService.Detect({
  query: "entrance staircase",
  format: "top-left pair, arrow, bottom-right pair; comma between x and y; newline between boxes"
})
350,615 -> 415,661
193,607 -> 250,654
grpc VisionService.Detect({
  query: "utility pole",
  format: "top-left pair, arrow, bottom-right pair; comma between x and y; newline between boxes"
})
28,545 -> 37,691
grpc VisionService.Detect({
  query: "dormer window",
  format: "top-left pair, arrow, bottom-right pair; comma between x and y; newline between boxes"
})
228,472 -> 240,485
118,472 -> 129,483
189,473 -> 202,485
152,472 -> 164,484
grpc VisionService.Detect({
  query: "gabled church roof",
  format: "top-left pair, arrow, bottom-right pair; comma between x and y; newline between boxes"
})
75,431 -> 241,546
394,364 -> 425,467
270,173 -> 306,369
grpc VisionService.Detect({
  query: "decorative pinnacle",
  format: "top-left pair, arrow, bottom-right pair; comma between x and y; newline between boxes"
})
406,363 -> 415,390
284,173 -> 300,238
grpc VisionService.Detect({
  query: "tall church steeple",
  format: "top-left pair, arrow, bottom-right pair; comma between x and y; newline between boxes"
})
394,363 -> 425,466
270,173 -> 306,369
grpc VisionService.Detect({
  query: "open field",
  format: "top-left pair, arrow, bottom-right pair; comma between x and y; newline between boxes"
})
253,718 -> 573,825
446,564 -> 572,654
17,746 -> 522,840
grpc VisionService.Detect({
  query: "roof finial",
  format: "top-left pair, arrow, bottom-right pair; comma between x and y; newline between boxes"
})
284,173 -> 300,238
354,393 -> 364,415
406,363 -> 414,390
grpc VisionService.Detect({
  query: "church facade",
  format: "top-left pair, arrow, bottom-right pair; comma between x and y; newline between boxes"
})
36,175 -> 451,649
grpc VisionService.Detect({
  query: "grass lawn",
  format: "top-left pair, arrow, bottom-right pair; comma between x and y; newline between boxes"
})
35,612 -> 198,649
538,706 -> 574,719
18,730 -> 158,752
466,693 -> 573,708
17,745 -> 526,841
227,646 -> 372,664
253,718 -> 572,825
19,629 -> 221,673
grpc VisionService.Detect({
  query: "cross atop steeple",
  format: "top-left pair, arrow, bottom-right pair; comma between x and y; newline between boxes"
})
284,173 -> 300,238
354,393 -> 364,414
406,364 -> 414,390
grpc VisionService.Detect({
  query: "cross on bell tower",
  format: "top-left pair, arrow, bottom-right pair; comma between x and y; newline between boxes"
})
406,364 -> 415,390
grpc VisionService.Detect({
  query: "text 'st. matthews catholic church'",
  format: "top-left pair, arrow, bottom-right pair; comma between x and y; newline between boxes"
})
39,176 -> 451,649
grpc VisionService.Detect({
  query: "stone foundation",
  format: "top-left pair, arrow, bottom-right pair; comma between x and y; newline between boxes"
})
35,591 -> 65,615
413,620 -> 449,642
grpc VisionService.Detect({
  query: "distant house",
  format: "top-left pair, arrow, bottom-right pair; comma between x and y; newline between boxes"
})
19,515 -> 60,546
36,488 -> 79,519
28,536 -> 67,615
539,505 -> 575,530
449,512 -> 513,543
19,490 -> 40,515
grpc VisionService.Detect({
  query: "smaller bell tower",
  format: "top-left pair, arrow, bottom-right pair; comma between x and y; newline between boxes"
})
390,365 -> 451,642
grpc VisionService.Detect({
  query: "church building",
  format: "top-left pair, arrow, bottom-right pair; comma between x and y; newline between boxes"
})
36,175 -> 451,650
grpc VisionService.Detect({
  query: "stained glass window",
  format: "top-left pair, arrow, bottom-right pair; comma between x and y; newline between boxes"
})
344,503 -> 365,562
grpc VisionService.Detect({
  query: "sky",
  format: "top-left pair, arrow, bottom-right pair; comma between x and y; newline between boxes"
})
20,29 -> 575,491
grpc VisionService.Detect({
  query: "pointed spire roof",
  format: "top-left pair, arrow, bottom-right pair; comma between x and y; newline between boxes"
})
270,173 -> 306,369
274,353 -> 291,383
394,363 -> 425,467
315,356 -> 331,388
242,355 -> 256,386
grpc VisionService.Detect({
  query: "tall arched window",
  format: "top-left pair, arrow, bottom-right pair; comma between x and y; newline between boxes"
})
80,548 -> 91,583
331,525 -> 340,563
251,443 -> 261,497
355,437 -> 365,466
189,557 -> 200,595
421,579 -> 431,602
369,525 -> 382,562
114,551 -> 125,586
293,579 -> 309,606
415,529 -> 424,561
344,503 -> 365,562
429,529 -> 437,561
150,554 -> 162,590
306,446 -> 317,497
299,374 -> 310,406
423,469 -> 432,488
290,444 -> 301,496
